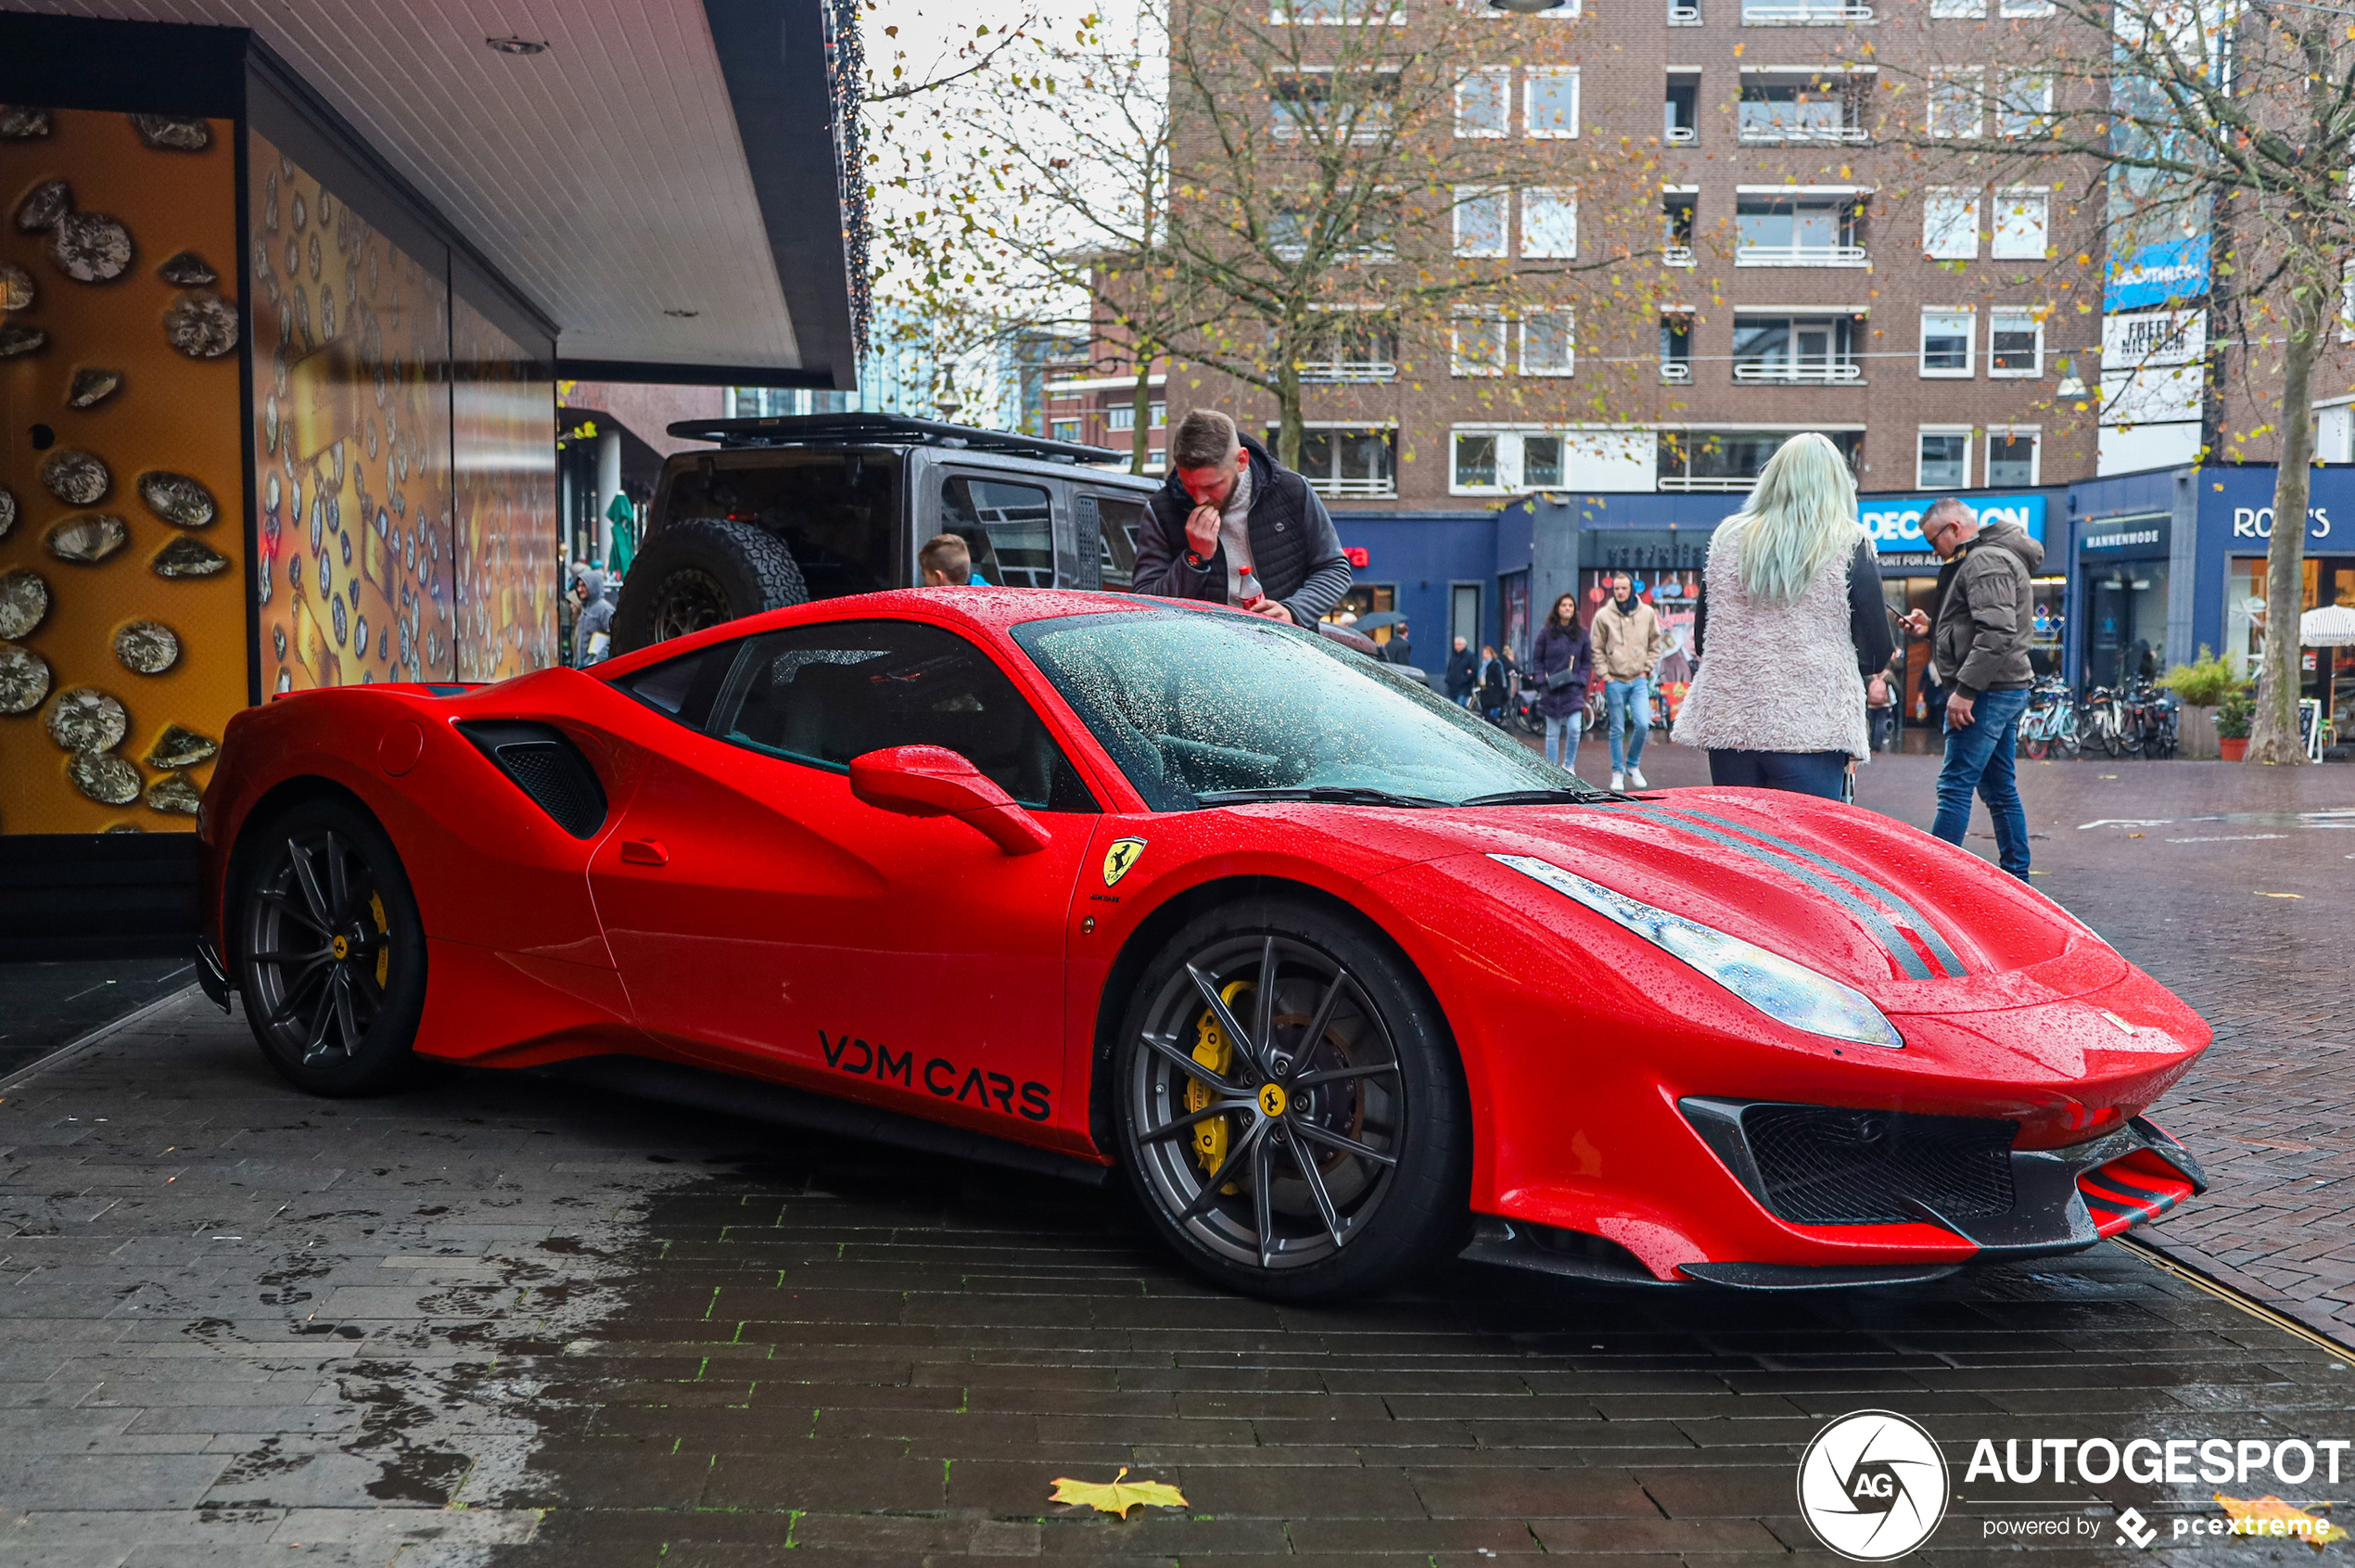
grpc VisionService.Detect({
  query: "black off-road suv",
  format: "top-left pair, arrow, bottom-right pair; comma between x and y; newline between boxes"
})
610,413 -> 1162,654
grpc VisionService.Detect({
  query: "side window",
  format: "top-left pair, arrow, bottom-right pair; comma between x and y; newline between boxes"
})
940,476 -> 1055,588
1097,498 -> 1142,591
611,640 -> 737,731
712,619 -> 1098,812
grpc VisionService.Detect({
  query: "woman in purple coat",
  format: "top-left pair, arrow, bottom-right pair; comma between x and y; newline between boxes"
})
1530,593 -> 1594,774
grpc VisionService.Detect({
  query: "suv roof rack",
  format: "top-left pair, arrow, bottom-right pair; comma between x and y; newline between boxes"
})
667,412 -> 1130,466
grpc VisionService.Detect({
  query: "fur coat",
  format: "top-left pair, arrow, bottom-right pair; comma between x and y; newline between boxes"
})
1671,517 -> 1872,760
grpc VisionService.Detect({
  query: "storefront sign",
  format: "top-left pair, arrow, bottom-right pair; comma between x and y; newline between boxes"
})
2230,506 -> 2334,541
2105,233 -> 2212,312
2082,518 -> 2171,554
1861,493 -> 2047,555
2102,308 -> 2207,367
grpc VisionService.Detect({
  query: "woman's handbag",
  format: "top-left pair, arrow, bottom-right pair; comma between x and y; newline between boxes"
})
1544,665 -> 1579,691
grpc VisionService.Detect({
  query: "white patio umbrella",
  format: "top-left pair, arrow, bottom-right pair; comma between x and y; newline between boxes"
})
2301,605 -> 2355,748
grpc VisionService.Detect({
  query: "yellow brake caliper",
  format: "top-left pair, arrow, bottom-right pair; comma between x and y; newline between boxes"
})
369,892 -> 389,988
1187,979 -> 1254,1190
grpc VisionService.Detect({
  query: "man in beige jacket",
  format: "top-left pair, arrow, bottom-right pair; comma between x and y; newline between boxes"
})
1589,572 -> 1668,788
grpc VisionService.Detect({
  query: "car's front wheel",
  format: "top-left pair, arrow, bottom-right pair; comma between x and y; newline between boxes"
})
236,797 -> 429,1095
1114,898 -> 1470,1301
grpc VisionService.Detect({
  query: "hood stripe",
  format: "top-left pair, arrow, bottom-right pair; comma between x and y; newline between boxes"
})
1646,805 -> 1971,978
1591,804 -> 1934,981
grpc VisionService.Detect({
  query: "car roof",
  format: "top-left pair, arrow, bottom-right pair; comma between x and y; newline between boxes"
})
592,588 -> 1225,682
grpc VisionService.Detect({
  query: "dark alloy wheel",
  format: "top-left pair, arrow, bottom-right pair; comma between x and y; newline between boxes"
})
236,798 -> 429,1095
609,516 -> 808,654
1114,899 -> 1469,1300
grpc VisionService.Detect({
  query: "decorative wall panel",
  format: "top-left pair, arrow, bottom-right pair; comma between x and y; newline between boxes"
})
0,108 -> 243,835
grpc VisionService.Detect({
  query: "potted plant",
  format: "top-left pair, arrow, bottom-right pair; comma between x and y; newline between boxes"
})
2159,646 -> 2240,759
2215,685 -> 2256,761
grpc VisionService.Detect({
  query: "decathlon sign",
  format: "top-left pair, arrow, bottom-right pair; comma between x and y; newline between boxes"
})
1859,494 -> 2047,555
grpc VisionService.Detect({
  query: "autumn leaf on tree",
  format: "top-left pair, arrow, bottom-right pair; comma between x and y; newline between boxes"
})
1050,1467 -> 1189,1518
2214,1494 -> 2348,1549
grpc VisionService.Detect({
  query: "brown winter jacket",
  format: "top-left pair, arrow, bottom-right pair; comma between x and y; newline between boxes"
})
1590,595 -> 1667,682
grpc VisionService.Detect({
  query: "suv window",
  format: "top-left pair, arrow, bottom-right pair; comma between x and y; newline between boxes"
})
710,619 -> 1097,812
665,453 -> 902,598
940,476 -> 1055,588
1096,497 -> 1142,590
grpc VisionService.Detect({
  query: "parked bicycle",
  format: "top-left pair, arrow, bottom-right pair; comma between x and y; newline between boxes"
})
2017,677 -> 2081,759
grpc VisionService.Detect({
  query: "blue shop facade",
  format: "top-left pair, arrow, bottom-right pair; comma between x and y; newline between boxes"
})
1332,462 -> 2354,728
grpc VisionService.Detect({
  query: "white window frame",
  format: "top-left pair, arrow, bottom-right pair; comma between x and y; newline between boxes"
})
1456,69 -> 1510,138
1270,0 -> 1407,22
1454,187 -> 1509,257
1920,308 -> 1977,376
1520,310 -> 1576,376
1524,69 -> 1581,139
1916,426 -> 1974,490
1521,187 -> 1579,259
1929,69 -> 1983,138
1991,186 -> 2049,260
1996,71 -> 2054,137
1923,188 -> 1979,259
1984,426 -> 2042,486
1988,308 -> 2044,376
2341,258 -> 2355,342
1997,0 -> 2055,14
1107,405 -> 1137,431
1451,311 -> 1509,376
1453,429 -> 1508,491
1929,0 -> 1985,12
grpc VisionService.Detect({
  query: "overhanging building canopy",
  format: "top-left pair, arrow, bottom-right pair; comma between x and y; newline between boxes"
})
3,1 -> 861,389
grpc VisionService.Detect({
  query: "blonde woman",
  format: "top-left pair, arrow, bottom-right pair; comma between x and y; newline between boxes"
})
1670,433 -> 1894,800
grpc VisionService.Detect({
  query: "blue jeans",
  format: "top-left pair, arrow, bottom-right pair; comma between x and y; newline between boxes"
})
1545,710 -> 1584,770
1605,678 -> 1650,773
1707,748 -> 1850,801
1931,686 -> 2032,879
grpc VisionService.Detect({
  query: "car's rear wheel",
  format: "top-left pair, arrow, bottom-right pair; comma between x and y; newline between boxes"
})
236,798 -> 428,1096
1114,898 -> 1469,1301
610,516 -> 808,654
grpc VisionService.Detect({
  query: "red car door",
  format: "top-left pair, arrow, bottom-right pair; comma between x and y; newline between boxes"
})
582,618 -> 1101,1152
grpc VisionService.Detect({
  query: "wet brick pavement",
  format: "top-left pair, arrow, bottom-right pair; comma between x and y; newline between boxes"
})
0,743 -> 2350,1564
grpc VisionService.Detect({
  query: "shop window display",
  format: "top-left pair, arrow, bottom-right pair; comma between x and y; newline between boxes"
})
452,299 -> 559,681
0,108 -> 245,834
2226,554 -> 2355,738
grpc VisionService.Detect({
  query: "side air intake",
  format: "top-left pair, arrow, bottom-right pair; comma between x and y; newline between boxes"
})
454,721 -> 608,839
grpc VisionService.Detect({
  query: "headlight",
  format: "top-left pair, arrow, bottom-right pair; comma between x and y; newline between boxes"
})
1492,852 -> 1904,1050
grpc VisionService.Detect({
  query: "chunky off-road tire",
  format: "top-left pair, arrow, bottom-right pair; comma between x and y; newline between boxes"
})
235,797 -> 430,1096
609,516 -> 808,654
1114,897 -> 1470,1302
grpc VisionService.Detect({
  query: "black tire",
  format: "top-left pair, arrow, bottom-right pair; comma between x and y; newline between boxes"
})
609,516 -> 808,654
1113,897 -> 1470,1302
235,797 -> 429,1096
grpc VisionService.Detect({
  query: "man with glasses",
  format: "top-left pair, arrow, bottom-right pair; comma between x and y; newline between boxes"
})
1900,498 -> 2045,880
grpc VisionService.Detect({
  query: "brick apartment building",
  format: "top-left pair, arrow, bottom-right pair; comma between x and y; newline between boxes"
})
1140,0 -> 2104,508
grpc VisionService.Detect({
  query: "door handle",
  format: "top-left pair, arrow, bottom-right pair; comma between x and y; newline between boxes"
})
620,839 -> 668,866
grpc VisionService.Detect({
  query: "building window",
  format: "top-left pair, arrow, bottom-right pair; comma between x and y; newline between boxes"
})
1929,70 -> 1983,138
1996,71 -> 2054,137
1524,435 -> 1564,486
1661,313 -> 1694,381
1302,312 -> 1400,381
1923,188 -> 1979,260
1989,308 -> 2043,376
1271,0 -> 1405,19
1921,309 -> 1975,376
1735,195 -> 1865,266
1659,428 -> 1863,491
1452,312 -> 1508,376
1455,432 -> 1499,488
1666,75 -> 1699,144
1731,313 -> 1863,382
1917,427 -> 1971,489
1738,75 -> 1866,143
1524,69 -> 1580,138
1521,311 -> 1575,376
1457,69 -> 1509,138
1271,71 -> 1398,142
1152,402 -> 1167,427
1108,405 -> 1136,430
1669,0 -> 1701,20
1522,188 -> 1578,259
1986,427 -> 2040,486
1455,187 -> 1508,257
1997,0 -> 2055,13
1741,0 -> 1874,21
1051,419 -> 1083,442
1992,188 -> 2048,259
1929,0 -> 1984,12
1274,425 -> 1398,498
1661,190 -> 1697,264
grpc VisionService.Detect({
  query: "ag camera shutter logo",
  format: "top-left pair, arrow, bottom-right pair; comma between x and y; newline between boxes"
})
1797,1410 -> 1951,1561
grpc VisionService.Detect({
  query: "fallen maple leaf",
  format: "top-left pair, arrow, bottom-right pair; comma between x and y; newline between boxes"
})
2215,1494 -> 2347,1549
1050,1468 -> 1188,1518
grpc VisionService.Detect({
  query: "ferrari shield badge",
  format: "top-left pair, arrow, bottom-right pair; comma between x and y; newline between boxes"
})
1101,837 -> 1147,887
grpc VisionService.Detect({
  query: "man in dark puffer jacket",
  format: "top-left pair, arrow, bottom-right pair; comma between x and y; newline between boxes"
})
1133,410 -> 1352,626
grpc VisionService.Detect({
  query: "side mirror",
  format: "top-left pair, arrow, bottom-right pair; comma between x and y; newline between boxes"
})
847,745 -> 1050,856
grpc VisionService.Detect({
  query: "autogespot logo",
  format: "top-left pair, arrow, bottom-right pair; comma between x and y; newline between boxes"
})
1798,1410 -> 1952,1561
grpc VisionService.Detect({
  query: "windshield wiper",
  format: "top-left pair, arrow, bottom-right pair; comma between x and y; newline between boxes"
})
1458,786 -> 1618,807
1194,785 -> 1451,809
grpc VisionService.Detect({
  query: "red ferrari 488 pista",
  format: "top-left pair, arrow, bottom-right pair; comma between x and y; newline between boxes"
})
195,590 -> 2209,1300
